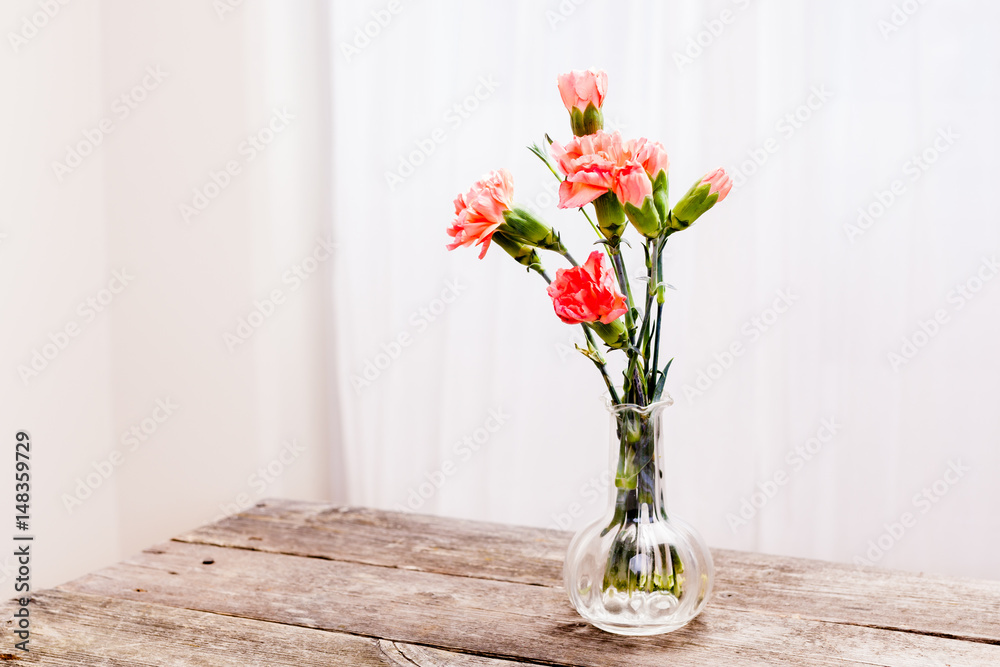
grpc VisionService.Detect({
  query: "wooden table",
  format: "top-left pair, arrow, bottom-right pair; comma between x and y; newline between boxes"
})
5,499 -> 1000,665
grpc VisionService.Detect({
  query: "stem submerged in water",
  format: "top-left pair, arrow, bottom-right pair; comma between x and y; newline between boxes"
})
601,406 -> 681,597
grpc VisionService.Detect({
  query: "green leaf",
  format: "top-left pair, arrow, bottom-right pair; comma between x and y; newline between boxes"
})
528,139 -> 564,183
575,344 -> 604,364
652,358 -> 674,401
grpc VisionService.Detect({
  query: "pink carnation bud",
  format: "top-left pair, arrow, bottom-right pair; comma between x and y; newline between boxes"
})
557,68 -> 608,113
546,250 -> 628,325
701,168 -> 733,203
446,169 -> 514,259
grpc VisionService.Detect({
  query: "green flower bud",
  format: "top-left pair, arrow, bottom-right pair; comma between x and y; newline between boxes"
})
651,170 -> 669,224
500,208 -> 566,253
668,168 -> 732,231
491,232 -> 542,272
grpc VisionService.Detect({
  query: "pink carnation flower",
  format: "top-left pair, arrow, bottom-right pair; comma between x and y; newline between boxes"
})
631,137 -> 670,180
446,169 -> 514,258
550,131 -> 669,209
546,250 -> 628,325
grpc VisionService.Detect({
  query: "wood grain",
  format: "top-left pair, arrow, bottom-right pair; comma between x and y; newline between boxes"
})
174,499 -> 1000,644
0,590 -> 535,666
60,538 -> 1000,667
173,500 -> 568,585
11,499 -> 998,665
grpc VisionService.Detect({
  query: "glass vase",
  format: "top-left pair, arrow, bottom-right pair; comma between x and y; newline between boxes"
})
563,396 -> 714,635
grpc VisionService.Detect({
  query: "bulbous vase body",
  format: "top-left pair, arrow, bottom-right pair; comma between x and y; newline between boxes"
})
564,397 -> 714,635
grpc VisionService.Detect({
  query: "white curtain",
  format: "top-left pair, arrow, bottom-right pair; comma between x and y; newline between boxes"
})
329,0 -> 1000,580
2,0 -> 333,588
4,0 -> 997,590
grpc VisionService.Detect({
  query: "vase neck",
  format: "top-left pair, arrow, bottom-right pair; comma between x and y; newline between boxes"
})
609,402 -> 669,521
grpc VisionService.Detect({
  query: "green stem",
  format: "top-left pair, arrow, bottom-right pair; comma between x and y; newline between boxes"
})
603,409 -> 675,594
530,262 -> 619,404
650,239 -> 667,387
608,245 -> 636,344
608,244 -> 645,404
582,325 -> 620,405
638,241 -> 656,378
578,208 -> 606,246
540,158 -> 562,182
631,362 -> 648,406
650,304 -> 664,388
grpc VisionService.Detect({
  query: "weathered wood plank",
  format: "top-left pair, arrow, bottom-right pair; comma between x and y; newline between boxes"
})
0,590 -> 535,666
174,500 -> 567,585
175,499 -> 1000,644
60,539 -> 1000,667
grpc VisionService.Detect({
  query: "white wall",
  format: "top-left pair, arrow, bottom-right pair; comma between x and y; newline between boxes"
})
1,0 -> 336,588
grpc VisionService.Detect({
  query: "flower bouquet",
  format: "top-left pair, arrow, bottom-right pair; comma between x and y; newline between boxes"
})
447,69 -> 730,635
